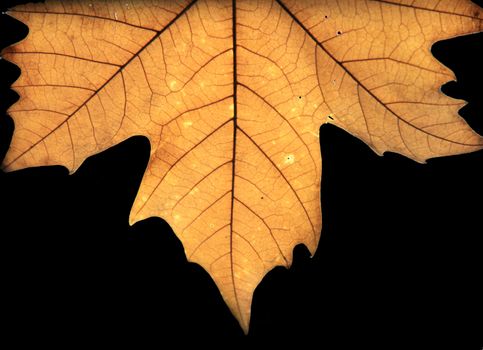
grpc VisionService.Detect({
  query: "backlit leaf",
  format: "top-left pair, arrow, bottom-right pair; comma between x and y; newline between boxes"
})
2,0 -> 482,332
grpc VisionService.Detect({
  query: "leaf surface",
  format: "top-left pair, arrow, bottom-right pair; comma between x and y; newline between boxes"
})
2,0 -> 482,332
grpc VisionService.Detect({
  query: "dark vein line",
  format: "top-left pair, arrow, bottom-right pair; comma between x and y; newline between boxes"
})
9,108 -> 69,116
14,84 -> 96,92
238,82 -> 318,176
66,120 -> 76,169
3,51 -> 121,66
368,0 -> 482,20
397,118 -> 418,159
183,190 -> 231,233
420,121 -> 462,129
237,44 -> 294,95
189,224 -> 231,260
163,95 -> 233,125
85,105 -> 98,144
9,9 -> 159,32
233,231 -> 264,264
385,101 -> 462,106
341,57 -> 452,76
235,198 -> 288,265
313,45 -> 332,116
356,85 -> 374,146
135,118 -> 232,216
112,71 -> 127,139
103,38 -> 135,55
230,0 -> 243,328
276,0 -> 483,147
169,48 -> 232,91
235,173 -> 271,200
137,56 -> 153,94
209,252 -> 230,272
172,160 -> 232,212
238,127 -> 317,243
5,0 -> 198,168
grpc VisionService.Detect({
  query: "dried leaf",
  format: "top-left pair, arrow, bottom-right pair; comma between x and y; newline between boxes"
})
2,0 -> 482,332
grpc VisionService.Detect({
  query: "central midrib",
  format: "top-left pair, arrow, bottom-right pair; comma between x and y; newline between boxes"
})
229,0 -> 243,325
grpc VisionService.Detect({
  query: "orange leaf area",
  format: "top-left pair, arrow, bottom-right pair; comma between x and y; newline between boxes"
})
2,0 -> 481,332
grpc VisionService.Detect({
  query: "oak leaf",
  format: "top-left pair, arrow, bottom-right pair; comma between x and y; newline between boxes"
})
2,0 -> 482,332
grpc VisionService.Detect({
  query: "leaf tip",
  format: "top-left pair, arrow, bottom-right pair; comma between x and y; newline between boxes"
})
240,321 -> 250,335
128,213 -> 139,227
128,209 -> 149,227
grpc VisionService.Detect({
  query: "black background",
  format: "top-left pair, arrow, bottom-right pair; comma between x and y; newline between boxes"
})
1,0 -> 482,347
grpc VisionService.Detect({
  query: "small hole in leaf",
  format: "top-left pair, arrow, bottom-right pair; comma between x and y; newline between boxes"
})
328,115 -> 334,120
337,31 -> 342,35
261,196 -> 264,200
324,15 -> 328,19
298,96 -> 302,99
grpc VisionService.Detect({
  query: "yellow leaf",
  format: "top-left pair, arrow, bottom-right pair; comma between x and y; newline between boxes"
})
1,0 -> 482,333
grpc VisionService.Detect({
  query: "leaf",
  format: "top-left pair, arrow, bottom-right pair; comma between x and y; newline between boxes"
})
1,0 -> 482,333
